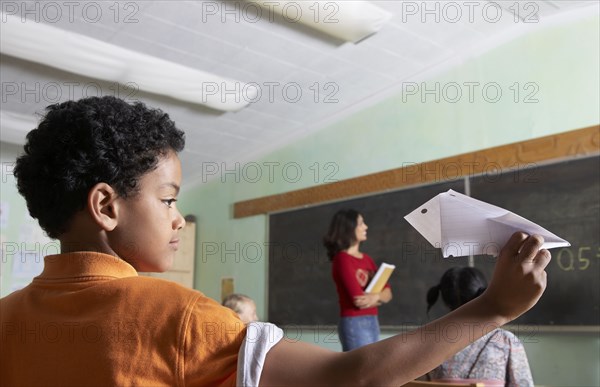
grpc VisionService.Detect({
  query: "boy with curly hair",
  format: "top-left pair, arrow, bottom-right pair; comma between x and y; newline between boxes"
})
1,96 -> 551,386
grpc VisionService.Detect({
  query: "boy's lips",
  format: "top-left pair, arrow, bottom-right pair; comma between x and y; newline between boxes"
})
169,239 -> 180,249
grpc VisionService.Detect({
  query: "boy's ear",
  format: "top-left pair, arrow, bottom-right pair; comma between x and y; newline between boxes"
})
88,183 -> 119,231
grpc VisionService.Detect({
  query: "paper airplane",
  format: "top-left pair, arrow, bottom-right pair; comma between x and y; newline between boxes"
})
404,189 -> 570,258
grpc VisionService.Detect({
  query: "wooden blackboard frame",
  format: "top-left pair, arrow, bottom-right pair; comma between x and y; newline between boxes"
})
235,125 -> 599,218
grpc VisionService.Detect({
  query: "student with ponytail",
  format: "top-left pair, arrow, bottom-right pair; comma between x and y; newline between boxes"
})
425,267 -> 535,387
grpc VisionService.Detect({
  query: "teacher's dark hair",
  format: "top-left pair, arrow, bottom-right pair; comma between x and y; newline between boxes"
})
14,96 -> 185,239
323,209 -> 362,261
426,267 -> 488,314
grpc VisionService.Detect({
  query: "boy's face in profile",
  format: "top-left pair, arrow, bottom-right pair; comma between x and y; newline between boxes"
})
107,151 -> 186,272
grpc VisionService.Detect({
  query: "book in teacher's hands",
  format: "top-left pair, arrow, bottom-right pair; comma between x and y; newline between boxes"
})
365,263 -> 395,293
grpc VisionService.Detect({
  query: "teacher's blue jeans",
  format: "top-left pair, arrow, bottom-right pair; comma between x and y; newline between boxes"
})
338,315 -> 380,351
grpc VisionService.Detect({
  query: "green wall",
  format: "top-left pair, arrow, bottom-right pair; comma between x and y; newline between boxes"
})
177,15 -> 600,387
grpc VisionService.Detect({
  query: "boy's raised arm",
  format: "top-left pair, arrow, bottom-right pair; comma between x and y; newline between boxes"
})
259,232 -> 550,386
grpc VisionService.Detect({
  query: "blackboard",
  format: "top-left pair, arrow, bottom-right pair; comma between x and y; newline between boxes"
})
269,179 -> 467,326
268,155 -> 599,327
469,156 -> 600,326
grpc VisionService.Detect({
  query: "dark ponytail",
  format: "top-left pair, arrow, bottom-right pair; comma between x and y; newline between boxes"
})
427,267 -> 488,314
426,284 -> 441,314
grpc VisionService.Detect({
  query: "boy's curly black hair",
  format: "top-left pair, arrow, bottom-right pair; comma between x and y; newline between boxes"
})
14,96 -> 185,239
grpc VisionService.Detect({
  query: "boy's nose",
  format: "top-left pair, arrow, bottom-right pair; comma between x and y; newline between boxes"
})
174,211 -> 186,230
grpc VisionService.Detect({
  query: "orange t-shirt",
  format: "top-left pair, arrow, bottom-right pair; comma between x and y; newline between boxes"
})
0,252 -> 246,386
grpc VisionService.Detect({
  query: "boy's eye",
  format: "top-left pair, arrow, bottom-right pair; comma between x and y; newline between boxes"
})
162,199 -> 177,207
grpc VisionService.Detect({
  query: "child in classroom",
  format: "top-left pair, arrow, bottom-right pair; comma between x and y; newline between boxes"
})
424,267 -> 534,386
0,96 -> 551,386
223,293 -> 259,324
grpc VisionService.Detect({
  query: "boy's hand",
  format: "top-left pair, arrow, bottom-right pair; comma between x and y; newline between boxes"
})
481,232 -> 551,322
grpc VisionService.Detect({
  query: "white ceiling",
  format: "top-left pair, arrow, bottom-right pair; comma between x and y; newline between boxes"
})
1,0 -> 598,185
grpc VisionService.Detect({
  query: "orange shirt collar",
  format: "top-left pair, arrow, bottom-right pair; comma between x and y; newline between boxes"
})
37,252 -> 138,280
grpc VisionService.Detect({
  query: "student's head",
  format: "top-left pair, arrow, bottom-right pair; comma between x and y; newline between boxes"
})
427,267 -> 488,313
222,294 -> 258,324
323,209 -> 366,260
14,96 -> 186,271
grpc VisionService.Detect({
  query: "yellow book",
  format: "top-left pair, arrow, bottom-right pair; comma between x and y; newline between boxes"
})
365,263 -> 395,293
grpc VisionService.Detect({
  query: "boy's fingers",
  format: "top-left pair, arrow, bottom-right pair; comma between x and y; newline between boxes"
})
519,235 -> 545,262
533,249 -> 552,270
501,232 -> 529,257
